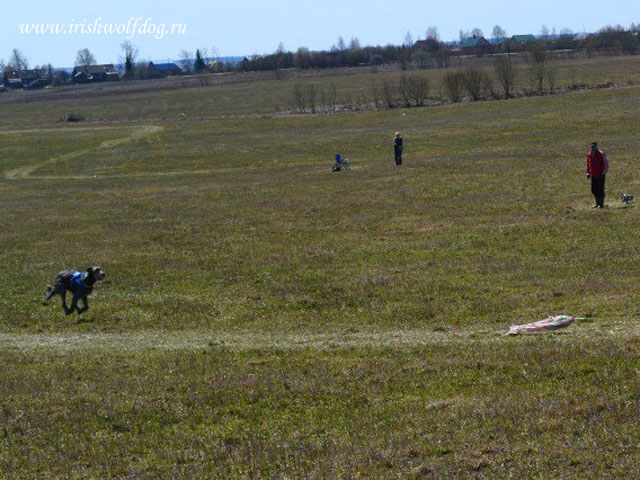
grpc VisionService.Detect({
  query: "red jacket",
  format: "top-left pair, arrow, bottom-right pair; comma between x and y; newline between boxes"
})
586,149 -> 609,178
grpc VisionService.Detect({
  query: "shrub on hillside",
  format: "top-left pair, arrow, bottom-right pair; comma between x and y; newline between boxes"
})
442,71 -> 465,103
462,67 -> 492,101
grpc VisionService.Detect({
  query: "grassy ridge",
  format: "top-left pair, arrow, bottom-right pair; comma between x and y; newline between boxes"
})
1,56 -> 640,476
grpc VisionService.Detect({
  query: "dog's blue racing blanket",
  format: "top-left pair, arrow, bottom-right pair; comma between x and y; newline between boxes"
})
71,271 -> 87,288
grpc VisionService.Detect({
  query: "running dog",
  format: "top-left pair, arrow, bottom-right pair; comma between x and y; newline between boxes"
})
45,266 -> 106,315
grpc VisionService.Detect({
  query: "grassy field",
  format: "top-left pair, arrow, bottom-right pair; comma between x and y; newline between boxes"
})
2,55 -> 640,123
2,55 -> 640,477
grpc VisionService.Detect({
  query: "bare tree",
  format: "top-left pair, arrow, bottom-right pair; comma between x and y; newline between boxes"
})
75,48 -> 96,67
435,49 -> 451,69
547,60 -> 557,93
398,74 -> 430,107
404,31 -> 414,48
347,37 -> 364,65
199,47 -> 210,63
9,49 -> 29,70
320,83 -> 338,110
334,36 -> 346,51
459,30 -> 471,44
306,84 -> 318,113
426,26 -> 439,41
462,67 -> 492,101
180,50 -> 194,74
442,71 -> 465,103
529,45 -> 547,94
494,54 -> 516,98
471,28 -> 484,37
325,84 -> 338,109
540,25 -> 550,40
209,47 -> 219,62
295,47 -> 311,69
492,25 -> 507,41
411,75 -> 430,106
370,81 -> 381,108
397,76 -> 412,107
568,66 -> 580,89
381,80 -> 396,108
371,80 -> 380,109
293,83 -> 307,112
292,83 -> 319,113
411,49 -> 431,69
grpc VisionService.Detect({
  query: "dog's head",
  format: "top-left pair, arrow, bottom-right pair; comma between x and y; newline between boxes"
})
87,266 -> 106,282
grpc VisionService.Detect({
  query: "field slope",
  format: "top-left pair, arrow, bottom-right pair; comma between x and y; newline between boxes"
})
1,61 -> 640,477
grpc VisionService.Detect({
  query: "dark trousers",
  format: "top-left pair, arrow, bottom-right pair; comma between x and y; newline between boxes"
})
591,175 -> 606,207
394,148 -> 403,165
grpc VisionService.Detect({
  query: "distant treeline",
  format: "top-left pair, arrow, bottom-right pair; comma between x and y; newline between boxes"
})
238,25 -> 640,72
1,23 -> 639,90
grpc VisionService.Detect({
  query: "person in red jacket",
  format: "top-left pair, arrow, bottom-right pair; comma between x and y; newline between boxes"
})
586,142 -> 609,208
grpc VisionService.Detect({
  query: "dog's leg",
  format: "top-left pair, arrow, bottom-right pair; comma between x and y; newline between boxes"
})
61,291 -> 74,315
44,285 -> 55,301
77,296 -> 89,315
67,293 -> 81,315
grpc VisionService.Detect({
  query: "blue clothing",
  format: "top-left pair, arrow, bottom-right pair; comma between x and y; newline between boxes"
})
71,272 -> 87,288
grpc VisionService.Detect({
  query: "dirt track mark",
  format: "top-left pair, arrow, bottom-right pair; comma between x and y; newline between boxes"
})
4,125 -> 163,180
0,329 -> 495,352
0,321 -> 633,352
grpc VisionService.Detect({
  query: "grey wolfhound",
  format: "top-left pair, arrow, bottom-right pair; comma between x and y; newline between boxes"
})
45,266 -> 106,315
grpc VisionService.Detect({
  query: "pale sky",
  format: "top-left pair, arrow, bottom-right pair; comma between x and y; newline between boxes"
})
1,0 -> 639,67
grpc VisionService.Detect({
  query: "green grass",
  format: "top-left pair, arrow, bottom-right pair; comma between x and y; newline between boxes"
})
1,55 -> 640,477
2,337 -> 640,477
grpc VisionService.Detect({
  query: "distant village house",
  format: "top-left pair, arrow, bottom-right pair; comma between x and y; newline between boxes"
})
72,64 -> 119,84
3,71 -> 23,89
2,69 -> 49,89
414,38 -> 441,52
510,34 -> 537,44
461,35 -> 491,48
148,62 -> 183,77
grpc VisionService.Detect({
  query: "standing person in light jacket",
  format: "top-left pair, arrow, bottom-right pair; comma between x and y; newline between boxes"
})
586,142 -> 609,208
393,132 -> 403,166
